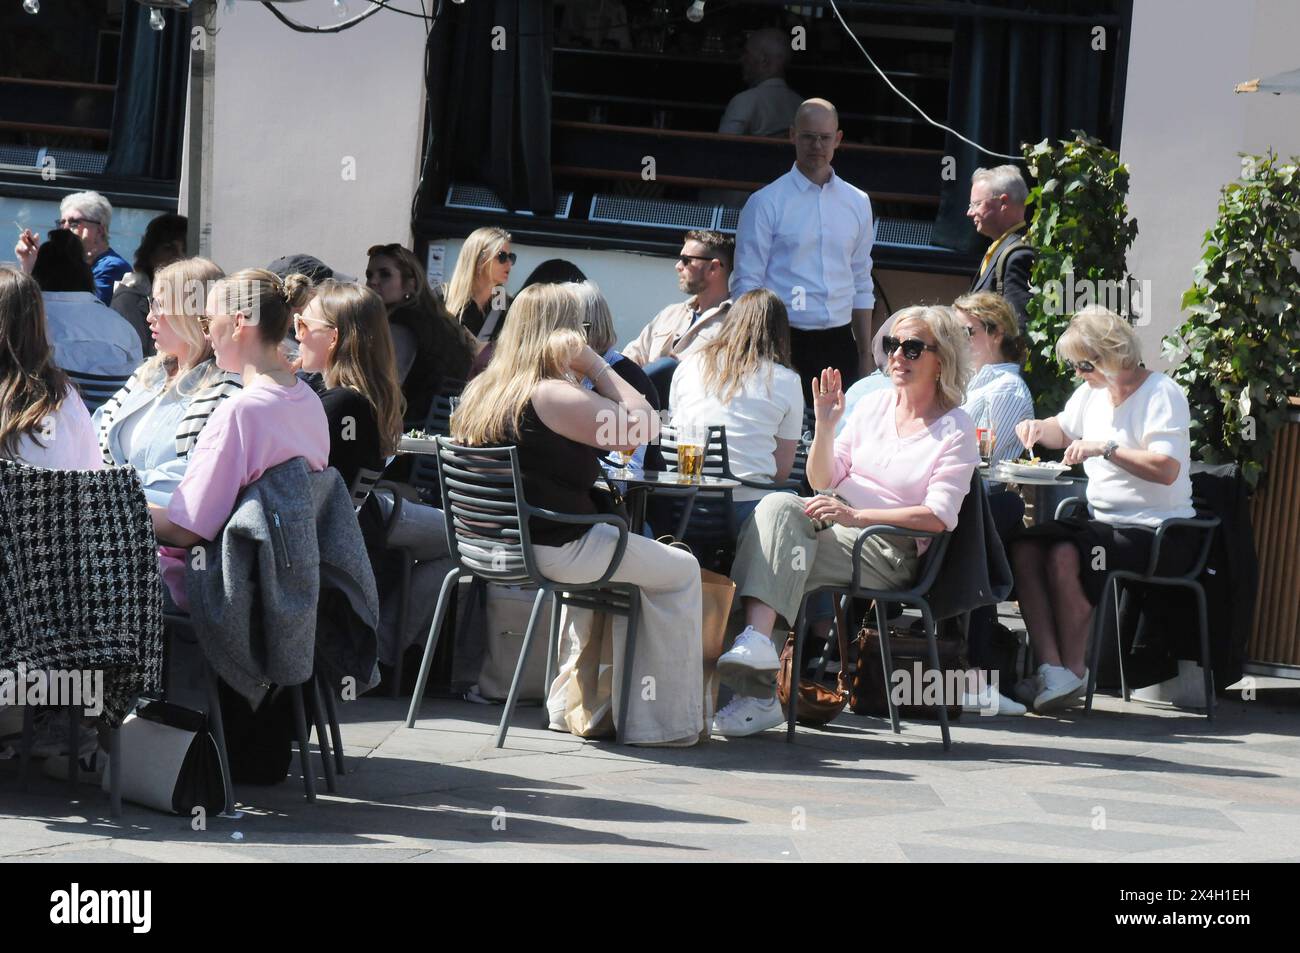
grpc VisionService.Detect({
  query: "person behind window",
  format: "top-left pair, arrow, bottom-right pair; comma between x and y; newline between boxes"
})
111,212 -> 188,356
669,288 -> 803,529
1009,306 -> 1194,714
718,28 -> 804,137
0,267 -> 101,470
150,269 -> 330,611
716,305 -> 978,737
15,190 -> 131,305
95,257 -> 240,506
452,282 -> 704,746
30,229 -> 142,380
365,243 -> 477,427
293,279 -> 404,491
443,227 -> 514,345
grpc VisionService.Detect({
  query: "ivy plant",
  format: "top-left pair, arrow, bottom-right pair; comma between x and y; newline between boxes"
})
1163,152 -> 1300,489
1022,133 -> 1140,416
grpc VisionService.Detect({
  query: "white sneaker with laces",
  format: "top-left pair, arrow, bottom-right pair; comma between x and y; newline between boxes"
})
1012,663 -> 1050,706
961,689 -> 1027,716
716,626 -> 781,688
1034,666 -> 1087,713
711,694 -> 784,738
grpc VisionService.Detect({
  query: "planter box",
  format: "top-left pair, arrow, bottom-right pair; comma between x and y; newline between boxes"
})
1248,399 -> 1300,674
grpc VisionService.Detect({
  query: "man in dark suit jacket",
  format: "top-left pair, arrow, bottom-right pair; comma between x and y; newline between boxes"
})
967,165 -> 1036,331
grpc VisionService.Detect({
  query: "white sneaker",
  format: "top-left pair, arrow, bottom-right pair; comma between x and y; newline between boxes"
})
1012,663 -> 1049,706
716,627 -> 781,689
711,694 -> 784,738
1034,666 -> 1087,713
961,690 -> 1027,716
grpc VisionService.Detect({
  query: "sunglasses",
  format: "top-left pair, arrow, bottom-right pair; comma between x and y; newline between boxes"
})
294,313 -> 334,336
677,254 -> 715,267
963,322 -> 997,337
883,336 -> 939,361
494,251 -> 517,265
1066,359 -> 1096,374
55,217 -> 101,229
197,315 -> 211,334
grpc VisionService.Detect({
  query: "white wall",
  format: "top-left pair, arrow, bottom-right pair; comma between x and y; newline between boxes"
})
1122,0 -> 1300,366
198,1 -> 427,277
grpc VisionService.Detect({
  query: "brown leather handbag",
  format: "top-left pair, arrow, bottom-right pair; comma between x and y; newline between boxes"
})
851,624 -> 963,721
776,615 -> 852,727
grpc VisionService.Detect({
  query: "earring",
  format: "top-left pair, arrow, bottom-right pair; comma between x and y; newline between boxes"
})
403,292 -> 413,301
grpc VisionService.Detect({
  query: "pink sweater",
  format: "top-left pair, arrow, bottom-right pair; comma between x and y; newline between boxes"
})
830,388 -> 979,537
161,378 -> 329,607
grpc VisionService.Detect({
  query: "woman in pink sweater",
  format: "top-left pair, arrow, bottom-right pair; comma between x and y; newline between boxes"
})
715,305 -> 980,737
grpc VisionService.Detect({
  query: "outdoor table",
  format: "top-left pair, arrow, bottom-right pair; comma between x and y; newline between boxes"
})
986,462 -> 1087,526
600,470 -> 741,536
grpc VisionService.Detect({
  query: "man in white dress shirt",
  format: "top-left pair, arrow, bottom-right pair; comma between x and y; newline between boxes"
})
731,98 -> 876,399
718,29 -> 804,138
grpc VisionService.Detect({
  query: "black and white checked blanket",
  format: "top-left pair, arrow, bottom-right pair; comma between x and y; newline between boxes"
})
0,458 -> 164,727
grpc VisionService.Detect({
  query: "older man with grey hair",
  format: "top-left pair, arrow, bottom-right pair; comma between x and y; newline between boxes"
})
967,165 -> 1035,330
14,190 -> 131,305
718,28 -> 804,137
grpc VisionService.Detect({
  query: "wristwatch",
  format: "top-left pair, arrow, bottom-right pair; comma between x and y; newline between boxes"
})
1102,440 -> 1119,460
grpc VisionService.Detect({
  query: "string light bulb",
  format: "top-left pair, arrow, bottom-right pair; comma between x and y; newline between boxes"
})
686,1 -> 705,23
22,0 -> 40,14
149,7 -> 166,30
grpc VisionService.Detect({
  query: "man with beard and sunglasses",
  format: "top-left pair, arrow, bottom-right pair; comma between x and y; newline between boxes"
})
622,230 -> 734,398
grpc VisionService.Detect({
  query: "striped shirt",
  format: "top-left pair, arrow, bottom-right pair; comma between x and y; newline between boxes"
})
962,363 -> 1034,466
96,361 -> 242,467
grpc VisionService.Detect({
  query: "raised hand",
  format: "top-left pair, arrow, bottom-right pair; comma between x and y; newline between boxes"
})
811,367 -> 845,428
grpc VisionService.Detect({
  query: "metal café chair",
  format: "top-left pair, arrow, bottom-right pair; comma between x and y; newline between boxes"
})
1054,497 -> 1221,720
67,370 -> 131,415
404,438 -> 643,747
785,527 -> 958,750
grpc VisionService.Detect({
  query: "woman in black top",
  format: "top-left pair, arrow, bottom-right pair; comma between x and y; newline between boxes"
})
365,243 -> 477,427
443,227 -> 514,344
453,282 -> 705,746
293,279 -> 404,489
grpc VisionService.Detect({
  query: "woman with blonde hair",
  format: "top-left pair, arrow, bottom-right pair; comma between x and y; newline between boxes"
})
0,266 -> 101,469
95,257 -> 241,505
150,268 -> 330,609
669,288 -> 804,527
715,305 -> 980,737
1010,306 -> 1194,713
365,242 -> 477,426
294,279 -> 404,489
453,282 -> 705,747
443,226 -> 514,344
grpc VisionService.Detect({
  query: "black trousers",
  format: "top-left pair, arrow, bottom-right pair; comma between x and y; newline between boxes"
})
789,324 -> 860,403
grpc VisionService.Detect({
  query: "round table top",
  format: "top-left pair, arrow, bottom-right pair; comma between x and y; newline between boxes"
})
398,435 -> 441,454
603,469 -> 741,491
984,462 -> 1085,487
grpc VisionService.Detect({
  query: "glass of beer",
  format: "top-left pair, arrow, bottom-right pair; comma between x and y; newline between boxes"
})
615,447 -> 636,477
676,424 -> 706,484
977,425 -> 996,464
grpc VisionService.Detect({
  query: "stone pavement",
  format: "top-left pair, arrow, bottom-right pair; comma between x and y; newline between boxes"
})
3,684 -> 1300,863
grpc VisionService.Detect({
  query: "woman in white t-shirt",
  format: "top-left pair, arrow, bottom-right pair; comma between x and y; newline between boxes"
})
0,267 -> 102,470
1010,306 -> 1194,714
669,288 -> 804,529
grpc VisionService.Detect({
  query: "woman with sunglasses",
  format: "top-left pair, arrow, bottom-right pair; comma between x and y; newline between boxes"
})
365,243 -> 477,428
150,269 -> 330,610
443,227 -> 515,344
94,257 -> 241,506
1009,306 -> 1194,713
715,305 -> 979,738
953,291 -> 1034,466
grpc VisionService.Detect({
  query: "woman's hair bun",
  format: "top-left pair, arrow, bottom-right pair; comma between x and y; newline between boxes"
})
282,272 -> 315,311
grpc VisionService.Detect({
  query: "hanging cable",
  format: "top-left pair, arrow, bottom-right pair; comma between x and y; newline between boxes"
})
259,0 -> 434,33
826,0 -> 1021,161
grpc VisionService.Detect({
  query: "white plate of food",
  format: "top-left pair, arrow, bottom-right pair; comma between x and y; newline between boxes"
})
995,459 -> 1072,481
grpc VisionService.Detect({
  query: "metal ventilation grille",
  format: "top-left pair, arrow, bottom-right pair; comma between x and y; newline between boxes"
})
445,183 -> 571,218
589,194 -> 717,231
874,218 -> 938,249
718,206 -> 742,233
0,147 -> 108,175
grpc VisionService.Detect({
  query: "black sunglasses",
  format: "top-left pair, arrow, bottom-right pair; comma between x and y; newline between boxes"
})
963,322 -> 997,337
1066,359 -> 1096,373
677,254 -> 715,267
495,251 -> 517,265
883,336 -> 939,361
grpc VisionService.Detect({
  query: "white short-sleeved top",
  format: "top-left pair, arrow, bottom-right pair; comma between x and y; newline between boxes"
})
1056,372 -> 1195,526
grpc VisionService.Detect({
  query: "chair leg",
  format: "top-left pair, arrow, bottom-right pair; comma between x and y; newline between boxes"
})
786,599 -> 809,742
1115,581 -> 1130,702
289,685 -> 316,802
541,594 -> 563,728
404,569 -> 461,729
1195,584 -> 1215,721
616,589 -> 640,744
308,678 -> 337,794
107,726 -> 122,818
495,586 -> 551,749
1085,577 -> 1112,714
68,705 -> 80,787
874,600 -> 901,734
204,665 -> 236,815
19,704 -> 35,790
390,552 -> 414,698
318,669 -> 345,774
920,607 -> 951,751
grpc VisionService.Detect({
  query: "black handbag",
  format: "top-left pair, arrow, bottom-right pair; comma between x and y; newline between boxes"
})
103,700 -> 227,814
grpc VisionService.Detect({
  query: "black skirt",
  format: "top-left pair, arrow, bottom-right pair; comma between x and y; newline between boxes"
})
1014,517 -> 1196,605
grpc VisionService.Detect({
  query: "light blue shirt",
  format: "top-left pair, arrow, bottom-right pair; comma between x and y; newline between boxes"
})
94,376 -> 191,506
43,291 -> 142,379
962,362 -> 1035,465
731,164 -> 875,329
